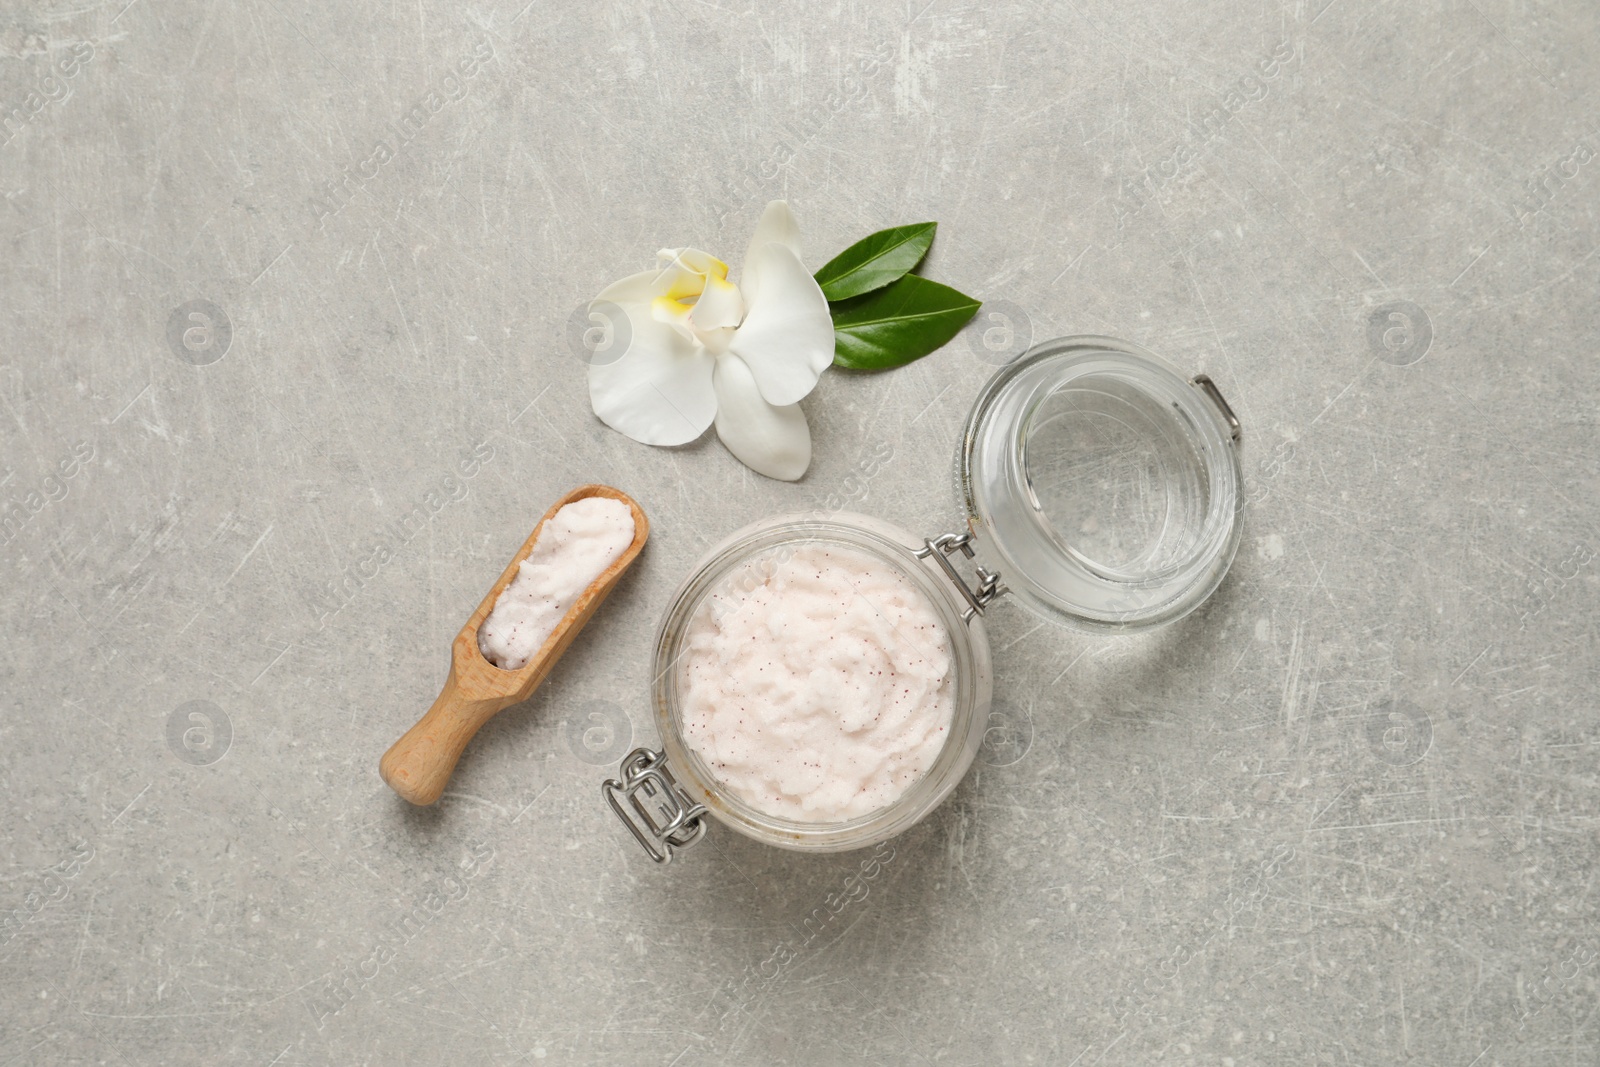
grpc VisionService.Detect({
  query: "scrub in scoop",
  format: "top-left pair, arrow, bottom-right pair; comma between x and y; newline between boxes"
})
478,496 -> 635,670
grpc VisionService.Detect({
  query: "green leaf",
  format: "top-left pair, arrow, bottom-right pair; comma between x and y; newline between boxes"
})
813,222 -> 937,302
830,275 -> 981,371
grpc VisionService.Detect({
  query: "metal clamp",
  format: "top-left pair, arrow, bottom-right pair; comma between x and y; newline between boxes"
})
916,533 -> 1005,622
1191,374 -> 1241,443
602,748 -> 708,864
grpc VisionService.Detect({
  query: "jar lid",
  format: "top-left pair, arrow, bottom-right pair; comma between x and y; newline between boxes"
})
958,336 -> 1243,633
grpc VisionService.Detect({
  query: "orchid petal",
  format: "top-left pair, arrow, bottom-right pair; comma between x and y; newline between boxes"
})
657,247 -> 729,280
728,242 -> 835,407
654,248 -> 726,300
588,311 -> 717,446
712,354 -> 811,481
595,269 -> 664,309
650,295 -> 697,343
600,253 -> 713,306
696,325 -> 736,357
739,201 -> 801,307
691,271 -> 744,332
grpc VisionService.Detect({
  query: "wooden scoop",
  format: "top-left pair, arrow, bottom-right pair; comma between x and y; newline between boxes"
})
379,484 -> 649,805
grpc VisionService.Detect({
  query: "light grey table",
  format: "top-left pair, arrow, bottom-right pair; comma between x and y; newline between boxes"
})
2,2 -> 1596,1064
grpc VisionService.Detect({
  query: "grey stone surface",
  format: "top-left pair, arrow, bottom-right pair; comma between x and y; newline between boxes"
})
2,1 -> 1597,1063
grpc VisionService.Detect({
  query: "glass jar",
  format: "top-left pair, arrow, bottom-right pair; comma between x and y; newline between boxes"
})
960,335 -> 1243,632
605,336 -> 1243,862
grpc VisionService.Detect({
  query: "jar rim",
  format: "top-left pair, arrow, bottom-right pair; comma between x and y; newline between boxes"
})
649,513 -> 993,852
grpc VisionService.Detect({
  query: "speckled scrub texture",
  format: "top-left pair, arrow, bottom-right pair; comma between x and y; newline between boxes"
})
477,497 -> 634,670
678,542 -> 955,823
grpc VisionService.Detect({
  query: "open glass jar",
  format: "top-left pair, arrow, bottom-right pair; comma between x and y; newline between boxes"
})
604,335 -> 1243,862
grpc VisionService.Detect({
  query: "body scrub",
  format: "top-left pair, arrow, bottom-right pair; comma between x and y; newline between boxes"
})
478,496 -> 635,670
678,543 -> 955,823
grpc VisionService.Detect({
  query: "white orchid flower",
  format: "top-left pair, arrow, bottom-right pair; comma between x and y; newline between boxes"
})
586,201 -> 835,481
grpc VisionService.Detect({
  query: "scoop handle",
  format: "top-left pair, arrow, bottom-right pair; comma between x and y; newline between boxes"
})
379,669 -> 510,806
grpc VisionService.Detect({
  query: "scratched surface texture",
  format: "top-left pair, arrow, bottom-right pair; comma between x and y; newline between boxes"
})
2,0 -> 1597,1063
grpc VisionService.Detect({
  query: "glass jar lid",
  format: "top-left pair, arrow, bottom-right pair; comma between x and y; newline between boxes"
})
958,336 -> 1243,633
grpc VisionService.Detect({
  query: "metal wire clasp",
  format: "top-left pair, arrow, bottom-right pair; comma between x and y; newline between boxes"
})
602,748 -> 708,864
916,533 -> 1005,622
1191,374 -> 1241,443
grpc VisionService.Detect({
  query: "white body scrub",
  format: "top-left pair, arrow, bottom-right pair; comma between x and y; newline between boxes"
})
478,497 -> 635,670
678,543 -> 954,823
